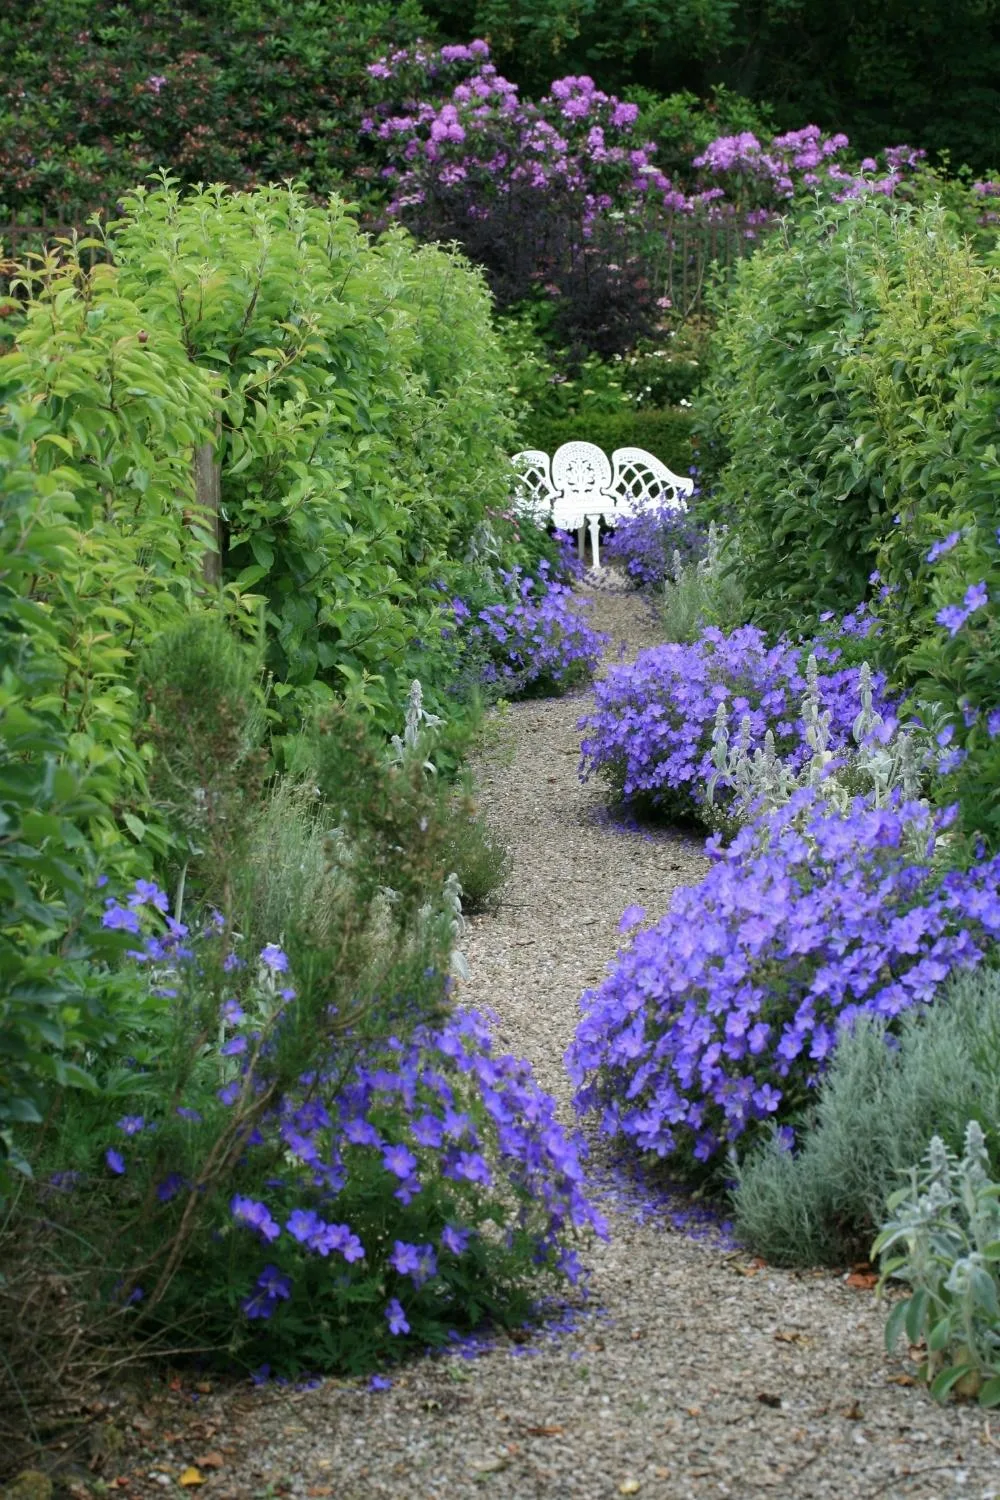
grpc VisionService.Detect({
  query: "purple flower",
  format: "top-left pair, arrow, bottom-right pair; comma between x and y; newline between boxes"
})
105,1148 -> 126,1176
925,531 -> 961,563
231,1195 -> 281,1243
441,1223 -> 471,1255
286,1208 -> 320,1244
256,1264 -> 292,1301
156,1172 -> 186,1203
389,1240 -> 421,1276
386,1298 -> 410,1336
568,791 -> 1000,1169
936,582 -> 988,636
102,903 -> 141,934
116,1115 -> 146,1135
259,943 -> 289,973
580,626 -> 892,820
369,1374 -> 393,1391
382,1142 -> 418,1180
618,905 -> 646,934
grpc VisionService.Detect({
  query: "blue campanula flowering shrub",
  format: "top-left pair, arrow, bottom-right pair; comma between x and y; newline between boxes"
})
602,502 -> 706,591
567,791 -> 1000,1177
47,883 -> 605,1375
458,562 -> 607,697
579,625 -> 891,821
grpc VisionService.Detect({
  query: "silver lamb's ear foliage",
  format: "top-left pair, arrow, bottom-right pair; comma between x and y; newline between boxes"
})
389,679 -> 445,774
443,870 -> 469,982
706,701 -> 731,803
465,518 -> 502,568
852,661 -> 884,745
873,1120 -> 1000,1399
671,547 -> 685,585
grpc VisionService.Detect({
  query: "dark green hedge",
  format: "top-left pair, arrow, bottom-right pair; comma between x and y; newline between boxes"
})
525,406 -> 694,471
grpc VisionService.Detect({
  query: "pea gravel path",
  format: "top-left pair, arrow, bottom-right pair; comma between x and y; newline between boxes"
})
115,585 -> 1000,1500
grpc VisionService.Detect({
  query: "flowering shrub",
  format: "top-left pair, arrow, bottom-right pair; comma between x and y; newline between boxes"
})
579,625 -> 890,820
602,500 -> 705,590
40,882 -> 604,1374
567,793 -> 1000,1175
360,41 -> 925,351
691,127 -> 924,211
457,563 -> 607,696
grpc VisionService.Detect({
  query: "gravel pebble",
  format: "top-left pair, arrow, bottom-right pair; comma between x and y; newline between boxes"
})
117,585 -> 1000,1500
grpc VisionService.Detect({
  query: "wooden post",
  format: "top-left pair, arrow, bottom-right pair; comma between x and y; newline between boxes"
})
194,428 -> 222,587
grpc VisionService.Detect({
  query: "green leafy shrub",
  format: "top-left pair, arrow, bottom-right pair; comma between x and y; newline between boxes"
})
698,198 -> 915,635
110,181 -> 519,731
875,1122 -> 1000,1406
137,614 -> 270,913
529,406 -> 694,471
700,194 -> 1000,841
1,262 -> 221,863
614,323 -> 711,409
0,421 -> 147,1194
733,967 -> 1000,1268
12,688 -> 601,1378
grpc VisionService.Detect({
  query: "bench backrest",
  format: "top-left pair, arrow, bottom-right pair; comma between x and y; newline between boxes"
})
511,441 -> 692,529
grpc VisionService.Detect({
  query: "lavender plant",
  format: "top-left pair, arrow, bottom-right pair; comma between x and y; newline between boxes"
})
874,1123 -> 1000,1406
567,792 -> 1000,1175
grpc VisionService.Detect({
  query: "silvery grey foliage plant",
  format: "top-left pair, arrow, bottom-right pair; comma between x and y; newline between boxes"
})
707,653 -> 930,834
389,678 -> 445,775
874,1122 -> 1000,1406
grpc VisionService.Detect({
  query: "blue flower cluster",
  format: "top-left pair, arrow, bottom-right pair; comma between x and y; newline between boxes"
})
579,625 -> 890,818
460,563 -> 606,693
602,503 -> 705,590
99,889 -> 606,1351
566,792 -> 1000,1171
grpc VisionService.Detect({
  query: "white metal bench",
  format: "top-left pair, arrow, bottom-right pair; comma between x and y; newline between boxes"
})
510,441 -> 693,568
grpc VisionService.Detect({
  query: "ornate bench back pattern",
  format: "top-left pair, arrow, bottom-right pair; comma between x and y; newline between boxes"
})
510,440 -> 693,568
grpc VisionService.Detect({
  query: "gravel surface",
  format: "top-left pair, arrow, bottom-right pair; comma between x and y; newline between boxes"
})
109,584 -> 1000,1500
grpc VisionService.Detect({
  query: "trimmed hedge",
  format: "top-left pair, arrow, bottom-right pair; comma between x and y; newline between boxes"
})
526,406 -> 694,471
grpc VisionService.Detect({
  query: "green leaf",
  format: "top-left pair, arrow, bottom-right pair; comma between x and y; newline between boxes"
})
929,1364 -> 977,1403
122,813 -> 146,841
884,1298 -> 910,1355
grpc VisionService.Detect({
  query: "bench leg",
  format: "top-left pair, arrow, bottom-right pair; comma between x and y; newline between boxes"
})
589,515 -> 601,570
